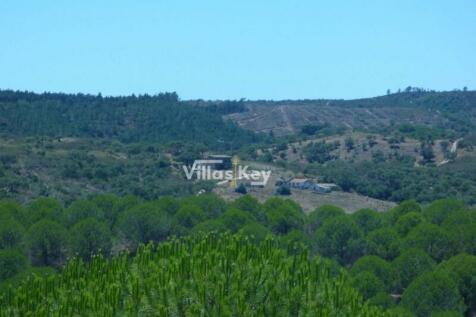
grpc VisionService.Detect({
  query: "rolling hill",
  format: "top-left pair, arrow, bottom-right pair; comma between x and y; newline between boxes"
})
226,90 -> 476,136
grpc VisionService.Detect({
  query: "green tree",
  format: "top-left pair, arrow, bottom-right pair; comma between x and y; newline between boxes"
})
229,195 -> 264,221
368,292 -> 395,310
90,194 -> 122,228
351,255 -> 392,288
118,202 -> 171,246
395,212 -> 424,236
173,203 -> 206,231
351,271 -> 385,300
443,210 -> 476,254
183,194 -> 226,218
386,307 -> 417,317
229,195 -> 260,214
442,209 -> 474,227
315,216 -> 364,264
26,220 -> 68,267
389,200 -> 421,224
239,222 -> 272,243
153,196 -> 179,216
404,223 -> 453,262
392,248 -> 436,291
0,219 -> 25,249
220,208 -> 255,233
430,311 -> 466,317
70,218 -> 112,261
280,229 -> 310,251
447,223 -> 476,255
190,219 -> 227,236
366,227 -> 401,260
0,249 -> 28,281
307,205 -> 345,232
64,200 -> 104,227
0,200 -> 27,225
264,198 -> 304,234
436,254 -> 476,313
26,197 -> 64,225
401,270 -> 465,317
423,199 -> 465,225
351,208 -> 382,234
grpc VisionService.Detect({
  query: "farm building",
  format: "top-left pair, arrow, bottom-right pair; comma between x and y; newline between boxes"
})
206,154 -> 232,170
289,178 -> 314,189
287,178 -> 336,193
313,184 -> 333,193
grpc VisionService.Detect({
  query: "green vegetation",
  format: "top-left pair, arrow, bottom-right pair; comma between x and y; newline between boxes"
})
0,90 -> 260,149
0,89 -> 475,316
0,233 -> 388,317
307,157 -> 476,204
302,140 -> 339,163
235,90 -> 476,137
0,194 -> 475,316
0,136 -> 221,203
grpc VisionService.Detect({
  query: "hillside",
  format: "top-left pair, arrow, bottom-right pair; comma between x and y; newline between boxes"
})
0,90 -> 261,150
214,160 -> 396,213
0,136 -> 213,203
226,90 -> 476,136
2,90 -> 476,206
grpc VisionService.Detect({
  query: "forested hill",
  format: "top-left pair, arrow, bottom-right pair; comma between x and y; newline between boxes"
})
0,90 -> 260,150
228,90 -> 476,136
251,89 -> 476,110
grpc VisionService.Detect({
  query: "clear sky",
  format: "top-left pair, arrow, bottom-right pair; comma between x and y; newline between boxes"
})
1,1 -> 475,100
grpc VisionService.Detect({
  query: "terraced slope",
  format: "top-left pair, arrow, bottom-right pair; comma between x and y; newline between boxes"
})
226,91 -> 476,136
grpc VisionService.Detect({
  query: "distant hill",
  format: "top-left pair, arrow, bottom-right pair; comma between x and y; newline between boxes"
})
226,90 -> 476,136
0,90 -> 260,150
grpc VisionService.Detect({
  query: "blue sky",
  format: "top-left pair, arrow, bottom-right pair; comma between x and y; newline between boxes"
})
1,1 -> 475,100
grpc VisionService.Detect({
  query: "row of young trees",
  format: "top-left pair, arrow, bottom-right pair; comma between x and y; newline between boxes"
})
0,194 -> 475,315
0,233 -> 388,317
